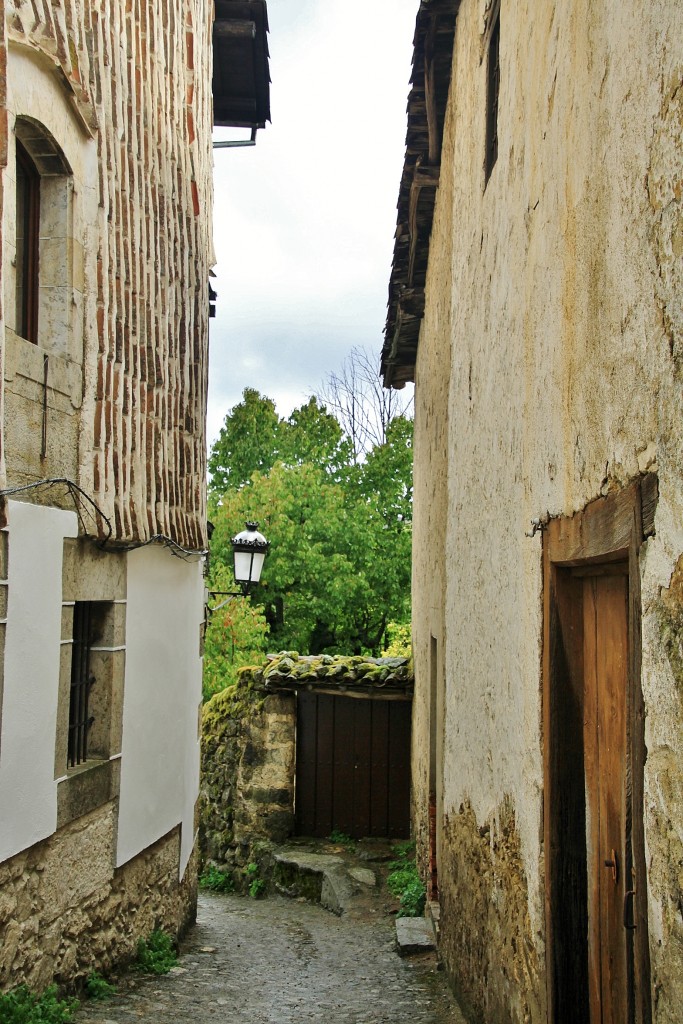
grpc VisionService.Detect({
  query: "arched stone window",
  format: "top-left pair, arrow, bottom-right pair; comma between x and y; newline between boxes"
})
12,117 -> 72,350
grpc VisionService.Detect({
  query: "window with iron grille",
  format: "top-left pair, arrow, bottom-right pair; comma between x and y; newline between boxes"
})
68,601 -> 97,767
485,6 -> 500,184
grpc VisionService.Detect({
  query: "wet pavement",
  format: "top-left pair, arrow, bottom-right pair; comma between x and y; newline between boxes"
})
75,888 -> 466,1023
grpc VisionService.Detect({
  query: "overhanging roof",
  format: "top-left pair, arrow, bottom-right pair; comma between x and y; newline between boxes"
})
213,0 -> 271,130
381,0 -> 459,389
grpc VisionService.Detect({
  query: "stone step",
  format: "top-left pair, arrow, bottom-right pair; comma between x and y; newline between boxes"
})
272,848 -> 377,916
395,916 -> 437,956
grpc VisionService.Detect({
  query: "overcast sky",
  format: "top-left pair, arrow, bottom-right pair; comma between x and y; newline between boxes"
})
208,0 -> 418,445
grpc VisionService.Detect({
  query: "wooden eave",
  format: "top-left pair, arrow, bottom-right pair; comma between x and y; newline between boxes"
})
213,0 -> 271,129
381,0 -> 459,389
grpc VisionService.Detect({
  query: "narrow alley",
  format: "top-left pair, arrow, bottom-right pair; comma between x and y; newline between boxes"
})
75,890 -> 465,1024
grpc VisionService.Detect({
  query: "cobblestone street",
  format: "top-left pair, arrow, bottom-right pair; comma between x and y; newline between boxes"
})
75,890 -> 466,1024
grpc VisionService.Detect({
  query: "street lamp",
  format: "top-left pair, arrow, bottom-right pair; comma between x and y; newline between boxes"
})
231,521 -> 270,595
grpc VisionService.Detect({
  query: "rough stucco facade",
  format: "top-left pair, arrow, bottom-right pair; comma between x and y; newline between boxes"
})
0,0 -> 214,991
386,2 -> 683,1022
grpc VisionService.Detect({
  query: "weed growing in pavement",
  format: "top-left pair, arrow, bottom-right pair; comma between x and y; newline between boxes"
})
244,862 -> 266,898
134,929 -> 178,975
0,984 -> 78,1023
84,973 -> 116,1001
386,840 -> 426,918
329,829 -> 357,851
199,863 -> 235,893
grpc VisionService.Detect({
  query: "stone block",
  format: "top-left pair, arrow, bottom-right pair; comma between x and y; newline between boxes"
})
395,917 -> 436,956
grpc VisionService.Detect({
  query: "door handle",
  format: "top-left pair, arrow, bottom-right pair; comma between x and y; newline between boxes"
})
603,849 -> 618,884
623,889 -> 637,930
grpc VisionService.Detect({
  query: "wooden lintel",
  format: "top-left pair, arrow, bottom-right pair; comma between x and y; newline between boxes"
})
265,685 -> 412,702
214,20 -> 256,39
546,477 -> 658,566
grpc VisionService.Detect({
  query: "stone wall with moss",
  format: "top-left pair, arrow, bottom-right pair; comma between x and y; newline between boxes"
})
438,800 -> 544,1024
0,803 -> 196,993
200,667 -> 296,887
645,553 -> 683,1020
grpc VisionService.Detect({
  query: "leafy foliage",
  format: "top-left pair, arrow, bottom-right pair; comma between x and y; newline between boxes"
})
135,930 -> 178,975
208,388 -> 281,495
206,381 -> 412,677
84,974 -> 116,1001
199,864 -> 235,893
203,563 -> 270,701
382,622 -> 412,657
244,862 -> 266,898
0,985 -> 78,1024
386,842 -> 426,918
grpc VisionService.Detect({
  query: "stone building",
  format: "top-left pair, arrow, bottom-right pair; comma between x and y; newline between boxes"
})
0,0 -> 269,992
382,3 -> 682,1023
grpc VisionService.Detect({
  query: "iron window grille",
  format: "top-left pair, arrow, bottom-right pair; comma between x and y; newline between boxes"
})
68,601 -> 97,767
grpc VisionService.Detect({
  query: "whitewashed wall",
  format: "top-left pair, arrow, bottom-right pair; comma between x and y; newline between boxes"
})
0,500 -> 77,861
117,546 -> 203,876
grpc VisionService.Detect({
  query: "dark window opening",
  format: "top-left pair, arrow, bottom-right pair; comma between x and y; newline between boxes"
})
15,140 -> 40,343
68,601 -> 100,767
485,9 -> 500,183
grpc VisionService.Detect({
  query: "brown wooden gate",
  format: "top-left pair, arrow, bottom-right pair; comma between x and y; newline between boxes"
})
295,692 -> 411,839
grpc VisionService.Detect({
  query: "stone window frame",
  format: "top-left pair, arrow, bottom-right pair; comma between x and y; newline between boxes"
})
56,540 -> 127,829
11,116 -> 73,357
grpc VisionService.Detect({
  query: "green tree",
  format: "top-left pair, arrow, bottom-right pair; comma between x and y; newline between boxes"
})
206,388 -> 413,669
203,563 -> 270,701
280,397 -> 352,478
208,388 -> 281,496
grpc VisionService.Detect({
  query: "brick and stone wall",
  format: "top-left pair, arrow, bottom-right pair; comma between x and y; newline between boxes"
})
0,0 -> 213,547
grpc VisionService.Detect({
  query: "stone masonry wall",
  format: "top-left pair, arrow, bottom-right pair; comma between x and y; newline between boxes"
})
200,682 -> 296,887
439,801 -> 543,1024
0,801 -> 197,992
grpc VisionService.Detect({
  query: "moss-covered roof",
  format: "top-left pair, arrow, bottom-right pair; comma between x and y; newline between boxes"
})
259,651 -> 414,698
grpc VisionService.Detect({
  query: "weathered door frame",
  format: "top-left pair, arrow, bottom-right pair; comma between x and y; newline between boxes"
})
542,476 -> 656,1024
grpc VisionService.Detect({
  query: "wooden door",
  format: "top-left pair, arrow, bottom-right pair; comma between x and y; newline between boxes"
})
544,479 -> 655,1024
583,571 -> 629,1024
295,692 -> 411,839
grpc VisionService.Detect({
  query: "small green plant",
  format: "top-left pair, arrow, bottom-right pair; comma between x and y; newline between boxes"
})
0,984 -> 78,1023
386,841 -> 426,918
249,877 -> 266,898
329,829 -> 356,851
135,929 -> 178,975
244,861 -> 266,898
84,972 -> 116,1001
396,877 -> 427,918
199,863 -> 235,893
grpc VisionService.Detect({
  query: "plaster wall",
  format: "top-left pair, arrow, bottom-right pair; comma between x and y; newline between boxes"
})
118,545 -> 203,875
411,72 -> 456,880
0,499 -> 77,861
411,1 -> 683,1019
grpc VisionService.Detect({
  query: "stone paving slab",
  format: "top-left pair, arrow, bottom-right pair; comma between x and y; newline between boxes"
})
74,892 -> 467,1024
395,917 -> 437,956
